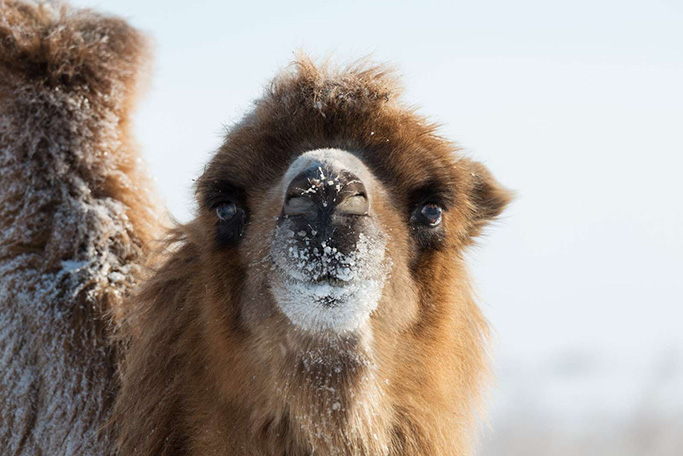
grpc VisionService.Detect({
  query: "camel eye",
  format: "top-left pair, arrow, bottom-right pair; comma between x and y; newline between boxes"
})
420,203 -> 442,226
215,202 -> 237,221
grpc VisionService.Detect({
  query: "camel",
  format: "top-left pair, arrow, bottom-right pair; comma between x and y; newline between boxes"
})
0,1 -> 510,455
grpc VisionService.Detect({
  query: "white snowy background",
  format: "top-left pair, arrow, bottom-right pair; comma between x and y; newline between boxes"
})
71,0 -> 683,453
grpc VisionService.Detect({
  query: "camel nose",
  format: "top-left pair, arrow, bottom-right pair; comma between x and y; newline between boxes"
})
283,163 -> 369,219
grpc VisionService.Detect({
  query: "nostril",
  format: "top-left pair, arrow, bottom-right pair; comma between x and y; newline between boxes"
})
336,193 -> 368,216
282,163 -> 370,218
284,195 -> 318,217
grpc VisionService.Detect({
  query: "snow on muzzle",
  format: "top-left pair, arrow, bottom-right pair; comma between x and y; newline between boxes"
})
269,149 -> 391,333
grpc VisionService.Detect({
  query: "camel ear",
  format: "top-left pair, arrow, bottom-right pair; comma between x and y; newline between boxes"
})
463,159 -> 512,237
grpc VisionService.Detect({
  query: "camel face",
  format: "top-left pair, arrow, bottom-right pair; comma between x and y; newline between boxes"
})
210,144 -> 423,342
196,124 -> 467,352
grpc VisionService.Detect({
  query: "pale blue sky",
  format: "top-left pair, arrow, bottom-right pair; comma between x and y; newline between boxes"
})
72,0 -> 683,361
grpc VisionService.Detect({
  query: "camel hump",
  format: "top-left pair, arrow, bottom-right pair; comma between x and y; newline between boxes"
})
0,0 -> 149,101
0,1 -> 157,454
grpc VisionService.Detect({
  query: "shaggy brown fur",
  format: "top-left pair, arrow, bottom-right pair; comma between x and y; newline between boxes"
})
112,58 -> 511,455
0,1 -> 158,454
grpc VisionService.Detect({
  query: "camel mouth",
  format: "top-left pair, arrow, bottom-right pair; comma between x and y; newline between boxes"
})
269,229 -> 390,333
278,277 -> 376,305
278,271 -> 353,289
270,272 -> 388,331
274,242 -> 358,285
312,274 -> 351,287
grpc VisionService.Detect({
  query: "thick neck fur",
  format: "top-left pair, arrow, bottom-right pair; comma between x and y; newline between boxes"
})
185,269 -> 394,455
251,330 -> 392,456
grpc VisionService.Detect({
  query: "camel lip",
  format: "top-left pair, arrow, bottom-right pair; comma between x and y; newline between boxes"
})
280,274 -> 355,289
312,273 -> 353,287
273,260 -> 358,288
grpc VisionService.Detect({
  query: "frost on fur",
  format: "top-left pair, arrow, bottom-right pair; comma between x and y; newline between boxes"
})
271,228 -> 390,332
0,1 -> 157,454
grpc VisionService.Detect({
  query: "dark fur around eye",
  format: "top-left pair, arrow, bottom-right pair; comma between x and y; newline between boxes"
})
410,207 -> 446,250
407,182 -> 452,251
215,207 -> 246,245
407,181 -> 455,212
202,180 -> 248,246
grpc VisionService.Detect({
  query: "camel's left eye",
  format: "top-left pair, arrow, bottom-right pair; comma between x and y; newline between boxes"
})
420,203 -> 442,226
215,202 -> 237,221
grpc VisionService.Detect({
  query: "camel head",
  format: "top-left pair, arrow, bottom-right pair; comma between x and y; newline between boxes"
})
193,59 -> 510,350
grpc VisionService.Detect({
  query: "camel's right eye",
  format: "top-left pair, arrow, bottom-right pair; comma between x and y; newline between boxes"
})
409,198 -> 447,251
419,203 -> 443,227
215,202 -> 237,221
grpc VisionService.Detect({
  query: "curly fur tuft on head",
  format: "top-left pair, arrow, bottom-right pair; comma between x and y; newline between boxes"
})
0,1 -> 159,454
271,54 -> 400,109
